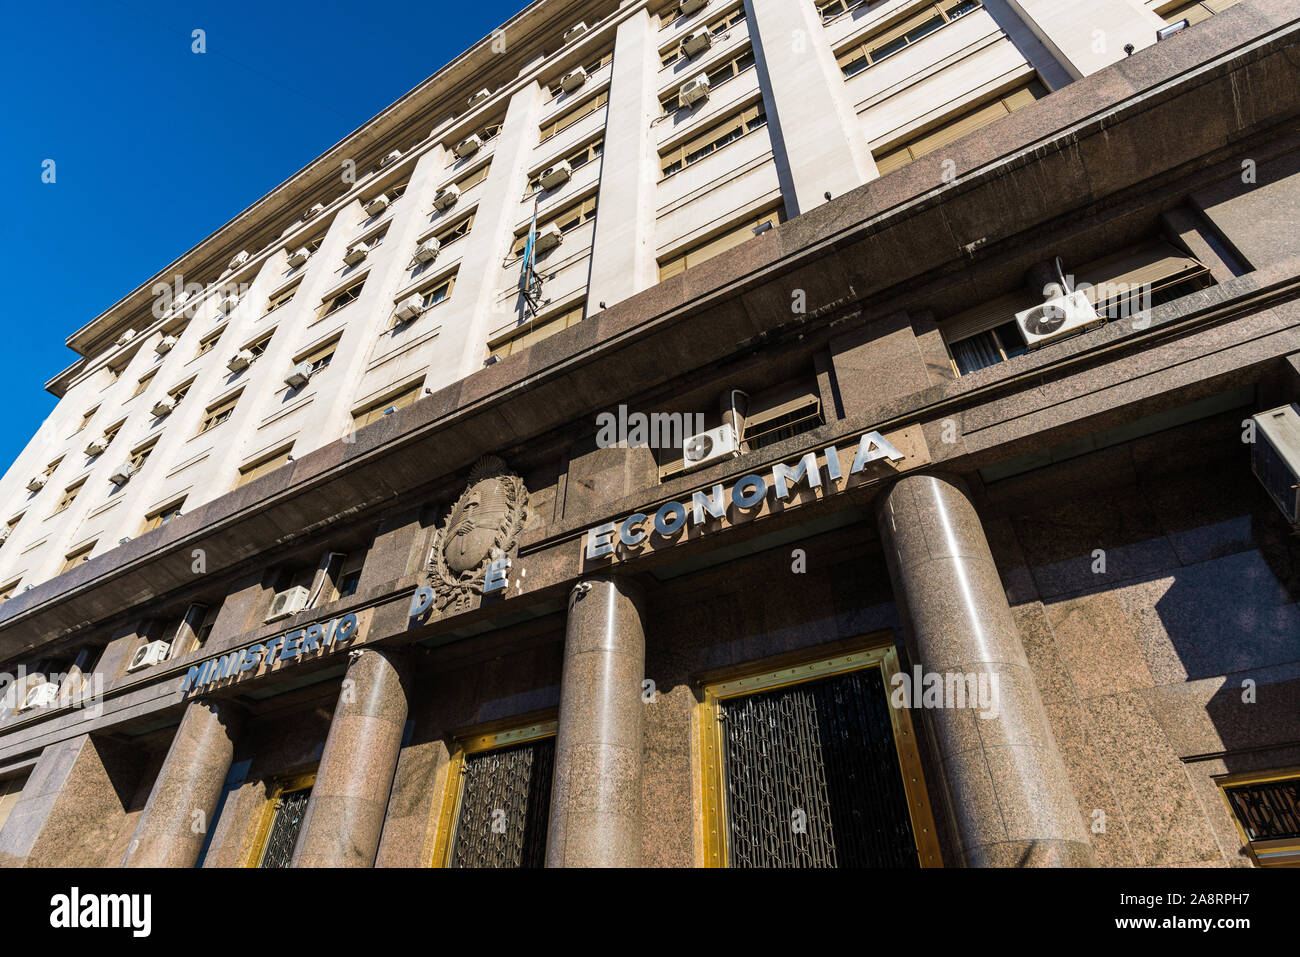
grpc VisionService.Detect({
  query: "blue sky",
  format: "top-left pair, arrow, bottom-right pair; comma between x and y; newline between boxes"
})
0,0 -> 526,469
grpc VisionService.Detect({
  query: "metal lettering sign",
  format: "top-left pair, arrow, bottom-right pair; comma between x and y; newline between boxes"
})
180,612 -> 359,693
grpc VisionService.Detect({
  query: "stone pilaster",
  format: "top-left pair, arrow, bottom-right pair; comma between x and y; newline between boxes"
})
877,473 -> 1094,867
546,576 -> 645,867
291,648 -> 411,867
121,699 -> 244,868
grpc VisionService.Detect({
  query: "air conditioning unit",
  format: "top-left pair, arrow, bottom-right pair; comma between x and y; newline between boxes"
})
287,246 -> 312,267
84,436 -> 108,456
1014,290 -> 1102,349
534,223 -> 564,254
343,242 -> 370,266
394,295 -> 425,322
19,682 -> 59,711
680,0 -> 709,15
381,149 -> 402,167
109,462 -> 135,485
266,585 -> 311,622
467,88 -> 491,108
1250,403 -> 1300,527
151,396 -> 176,417
284,362 -> 313,390
561,67 -> 588,93
115,329 -> 137,347
228,250 -> 250,270
683,423 -> 739,470
433,185 -> 461,211
25,476 -> 46,492
563,22 -> 588,43
227,350 -> 254,373
364,193 -> 391,217
413,238 -> 441,263
127,640 -> 171,672
155,335 -> 177,355
304,203 -> 325,220
454,135 -> 483,159
679,74 -> 710,107
539,161 -> 573,191
680,29 -> 713,58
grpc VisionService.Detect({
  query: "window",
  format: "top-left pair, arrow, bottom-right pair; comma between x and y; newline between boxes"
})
948,320 -> 1028,376
351,380 -> 424,430
132,368 -> 158,398
547,50 -> 614,98
873,78 -> 1045,174
528,139 -> 604,194
267,283 -> 299,315
453,162 -> 492,193
658,206 -> 783,279
836,1 -> 982,78
661,48 -> 755,111
236,447 -> 294,488
59,541 -> 95,573
74,406 -> 99,435
53,480 -> 85,515
143,499 -> 185,533
510,196 -> 599,257
196,326 -> 226,357
419,274 -> 457,312
742,383 -> 824,451
449,120 -> 504,164
661,102 -> 766,177
540,90 -> 609,143
332,552 -> 366,602
42,457 -> 63,479
127,439 -> 157,473
295,337 -> 339,375
353,226 -> 388,254
817,0 -> 867,23
198,393 -> 241,434
488,302 -> 585,359
250,771 -> 316,868
660,5 -> 746,66
0,581 -> 18,603
168,378 -> 195,406
319,278 -> 366,318
1158,0 -> 1243,26
431,719 -> 557,868
4,514 -> 21,538
1217,768 -> 1300,867
101,419 -> 124,447
434,212 -> 475,248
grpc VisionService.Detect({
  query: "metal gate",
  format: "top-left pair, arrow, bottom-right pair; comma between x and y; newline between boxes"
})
448,736 -> 555,868
259,785 -> 312,868
715,662 -> 925,867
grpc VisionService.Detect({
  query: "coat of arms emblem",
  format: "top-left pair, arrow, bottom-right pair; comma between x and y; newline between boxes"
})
427,456 -> 529,612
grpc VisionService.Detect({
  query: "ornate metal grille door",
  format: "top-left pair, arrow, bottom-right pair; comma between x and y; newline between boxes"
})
448,737 -> 554,868
1225,778 -> 1300,841
720,666 -> 919,867
259,786 -> 312,868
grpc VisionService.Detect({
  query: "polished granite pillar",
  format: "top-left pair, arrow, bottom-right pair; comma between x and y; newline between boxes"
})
546,577 -> 645,867
291,648 -> 411,867
121,699 -> 244,868
877,473 -> 1094,867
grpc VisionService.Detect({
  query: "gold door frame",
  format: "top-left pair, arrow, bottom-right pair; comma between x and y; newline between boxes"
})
245,768 -> 317,867
697,634 -> 942,868
428,713 -> 558,868
1214,765 -> 1300,868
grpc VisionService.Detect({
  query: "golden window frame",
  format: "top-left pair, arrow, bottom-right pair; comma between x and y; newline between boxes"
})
245,768 -> 318,867
1215,765 -> 1300,868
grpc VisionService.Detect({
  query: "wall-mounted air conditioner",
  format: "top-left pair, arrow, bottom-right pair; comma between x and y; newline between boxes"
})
680,0 -> 709,15
394,295 -> 425,322
433,185 -> 461,211
561,67 -> 588,93
413,238 -> 441,264
684,423 -> 739,471
115,329 -> 137,347
151,396 -> 176,417
127,640 -> 171,672
19,682 -> 59,711
284,362 -> 313,390
381,149 -> 402,167
467,88 -> 491,108
679,74 -> 710,107
155,335 -> 177,355
84,436 -> 108,456
266,585 -> 311,622
534,223 -> 564,254
680,29 -> 713,58
304,203 -> 325,220
109,461 -> 135,485
343,242 -> 370,266
287,246 -> 312,267
364,193 -> 391,217
1250,403 -> 1300,527
539,161 -> 573,191
563,22 -> 588,43
227,350 -> 254,373
26,476 -> 46,493
454,135 -> 483,159
1014,290 -> 1102,348
228,250 -> 250,270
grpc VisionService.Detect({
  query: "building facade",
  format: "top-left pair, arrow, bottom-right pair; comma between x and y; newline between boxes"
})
0,0 -> 1298,868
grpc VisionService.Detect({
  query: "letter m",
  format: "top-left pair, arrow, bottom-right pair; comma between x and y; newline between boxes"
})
772,452 -> 822,499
